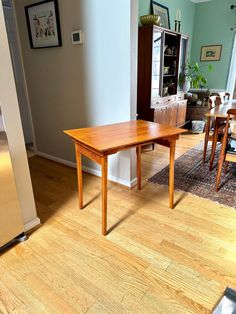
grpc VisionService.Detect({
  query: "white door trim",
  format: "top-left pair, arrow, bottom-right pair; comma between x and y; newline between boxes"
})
4,0 -> 37,151
227,34 -> 236,97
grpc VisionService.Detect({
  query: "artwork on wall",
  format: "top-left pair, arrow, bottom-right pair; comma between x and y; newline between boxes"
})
152,1 -> 170,29
200,45 -> 222,62
25,0 -> 62,49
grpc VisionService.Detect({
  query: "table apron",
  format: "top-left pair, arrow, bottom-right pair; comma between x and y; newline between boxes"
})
155,135 -> 179,148
75,141 -> 103,164
75,134 -> 179,162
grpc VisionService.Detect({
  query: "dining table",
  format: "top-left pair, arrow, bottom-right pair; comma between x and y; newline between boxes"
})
64,120 -> 186,235
203,101 -> 236,170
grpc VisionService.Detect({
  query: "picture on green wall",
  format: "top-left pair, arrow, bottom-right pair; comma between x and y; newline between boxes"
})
200,45 -> 222,62
25,0 -> 62,49
152,1 -> 170,29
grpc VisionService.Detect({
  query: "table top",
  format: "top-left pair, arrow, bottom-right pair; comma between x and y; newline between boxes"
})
64,120 -> 186,153
205,101 -> 236,118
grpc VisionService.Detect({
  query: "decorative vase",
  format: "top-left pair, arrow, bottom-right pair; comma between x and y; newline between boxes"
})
182,79 -> 191,93
192,120 -> 205,134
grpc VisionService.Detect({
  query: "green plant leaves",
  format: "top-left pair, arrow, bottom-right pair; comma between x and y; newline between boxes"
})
208,64 -> 213,71
193,62 -> 199,72
184,61 -> 212,89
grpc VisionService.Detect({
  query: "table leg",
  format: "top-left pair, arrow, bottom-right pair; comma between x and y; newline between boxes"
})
169,140 -> 176,209
75,143 -> 83,209
203,116 -> 211,164
136,146 -> 142,190
102,156 -> 108,236
209,118 -> 219,171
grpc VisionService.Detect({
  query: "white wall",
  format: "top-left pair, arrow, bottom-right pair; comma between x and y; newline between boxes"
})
0,3 -> 40,231
3,3 -> 35,145
14,0 -> 138,187
130,0 -> 139,180
78,0 -> 138,185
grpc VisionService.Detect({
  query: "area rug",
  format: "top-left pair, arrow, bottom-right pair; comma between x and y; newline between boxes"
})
148,142 -> 236,208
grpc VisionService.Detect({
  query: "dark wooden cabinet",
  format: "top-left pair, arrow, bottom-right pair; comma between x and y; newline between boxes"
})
154,106 -> 167,125
177,101 -> 187,126
154,101 -> 187,127
166,103 -> 178,127
137,25 -> 188,127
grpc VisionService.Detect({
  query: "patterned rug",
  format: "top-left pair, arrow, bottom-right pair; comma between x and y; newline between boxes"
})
149,142 -> 236,208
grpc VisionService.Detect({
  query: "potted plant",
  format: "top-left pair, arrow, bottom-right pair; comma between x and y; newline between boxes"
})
180,62 -> 213,93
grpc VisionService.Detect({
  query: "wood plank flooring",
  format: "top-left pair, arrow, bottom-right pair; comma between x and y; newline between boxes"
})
1,133 -> 236,313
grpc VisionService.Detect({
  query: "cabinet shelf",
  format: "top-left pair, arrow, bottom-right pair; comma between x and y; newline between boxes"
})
163,74 -> 176,77
164,54 -> 177,57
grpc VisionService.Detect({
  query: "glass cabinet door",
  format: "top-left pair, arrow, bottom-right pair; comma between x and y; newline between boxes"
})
178,36 -> 188,92
151,30 -> 163,100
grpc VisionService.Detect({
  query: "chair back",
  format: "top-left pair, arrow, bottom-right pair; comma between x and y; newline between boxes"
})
227,108 -> 236,115
218,92 -> 230,101
209,96 -> 222,108
224,92 -> 230,101
220,108 -> 236,155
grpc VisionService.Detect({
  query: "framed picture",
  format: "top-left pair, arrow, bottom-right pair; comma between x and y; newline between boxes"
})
200,45 -> 222,61
152,1 -> 170,29
25,0 -> 62,49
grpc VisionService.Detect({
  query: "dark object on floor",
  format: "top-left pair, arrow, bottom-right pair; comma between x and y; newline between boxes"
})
213,287 -> 236,314
148,142 -> 236,208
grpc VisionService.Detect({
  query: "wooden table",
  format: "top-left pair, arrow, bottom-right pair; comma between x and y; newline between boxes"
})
203,102 -> 236,169
64,120 -> 186,235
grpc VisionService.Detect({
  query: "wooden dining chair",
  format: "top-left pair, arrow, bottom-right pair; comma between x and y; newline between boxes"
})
207,93 -> 231,170
209,116 -> 226,171
208,95 -> 222,109
203,96 -> 225,168
215,108 -> 236,191
224,92 -> 230,101
218,92 -> 230,102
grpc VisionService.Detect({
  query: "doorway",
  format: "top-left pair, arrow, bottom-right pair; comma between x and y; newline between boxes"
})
2,0 -> 35,150
227,34 -> 236,99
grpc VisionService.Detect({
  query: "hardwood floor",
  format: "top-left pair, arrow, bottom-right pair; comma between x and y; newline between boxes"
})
1,133 -> 236,313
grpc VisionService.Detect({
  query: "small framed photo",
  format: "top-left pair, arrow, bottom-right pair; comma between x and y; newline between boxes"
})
200,45 -> 222,61
25,0 -> 62,49
152,1 -> 170,29
71,30 -> 84,45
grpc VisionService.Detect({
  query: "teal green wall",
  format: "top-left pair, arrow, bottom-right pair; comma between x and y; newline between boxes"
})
139,0 -> 196,53
139,0 -> 235,89
191,0 -> 235,89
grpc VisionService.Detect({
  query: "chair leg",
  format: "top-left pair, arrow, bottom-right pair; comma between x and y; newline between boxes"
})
215,154 -> 225,192
209,118 -> 220,171
224,161 -> 229,174
215,114 -> 231,192
203,116 -> 211,164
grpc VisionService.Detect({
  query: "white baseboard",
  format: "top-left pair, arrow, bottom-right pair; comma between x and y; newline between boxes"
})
35,150 -> 136,188
130,177 -> 138,188
24,217 -> 41,232
82,165 -> 137,188
36,150 -> 77,168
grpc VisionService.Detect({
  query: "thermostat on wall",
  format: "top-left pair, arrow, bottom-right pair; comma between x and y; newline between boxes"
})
71,30 -> 83,45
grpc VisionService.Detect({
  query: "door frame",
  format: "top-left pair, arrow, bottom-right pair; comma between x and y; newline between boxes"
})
227,34 -> 236,98
4,0 -> 37,151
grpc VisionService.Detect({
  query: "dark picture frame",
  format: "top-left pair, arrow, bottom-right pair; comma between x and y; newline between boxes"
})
25,0 -> 62,49
200,45 -> 222,62
152,1 -> 170,29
